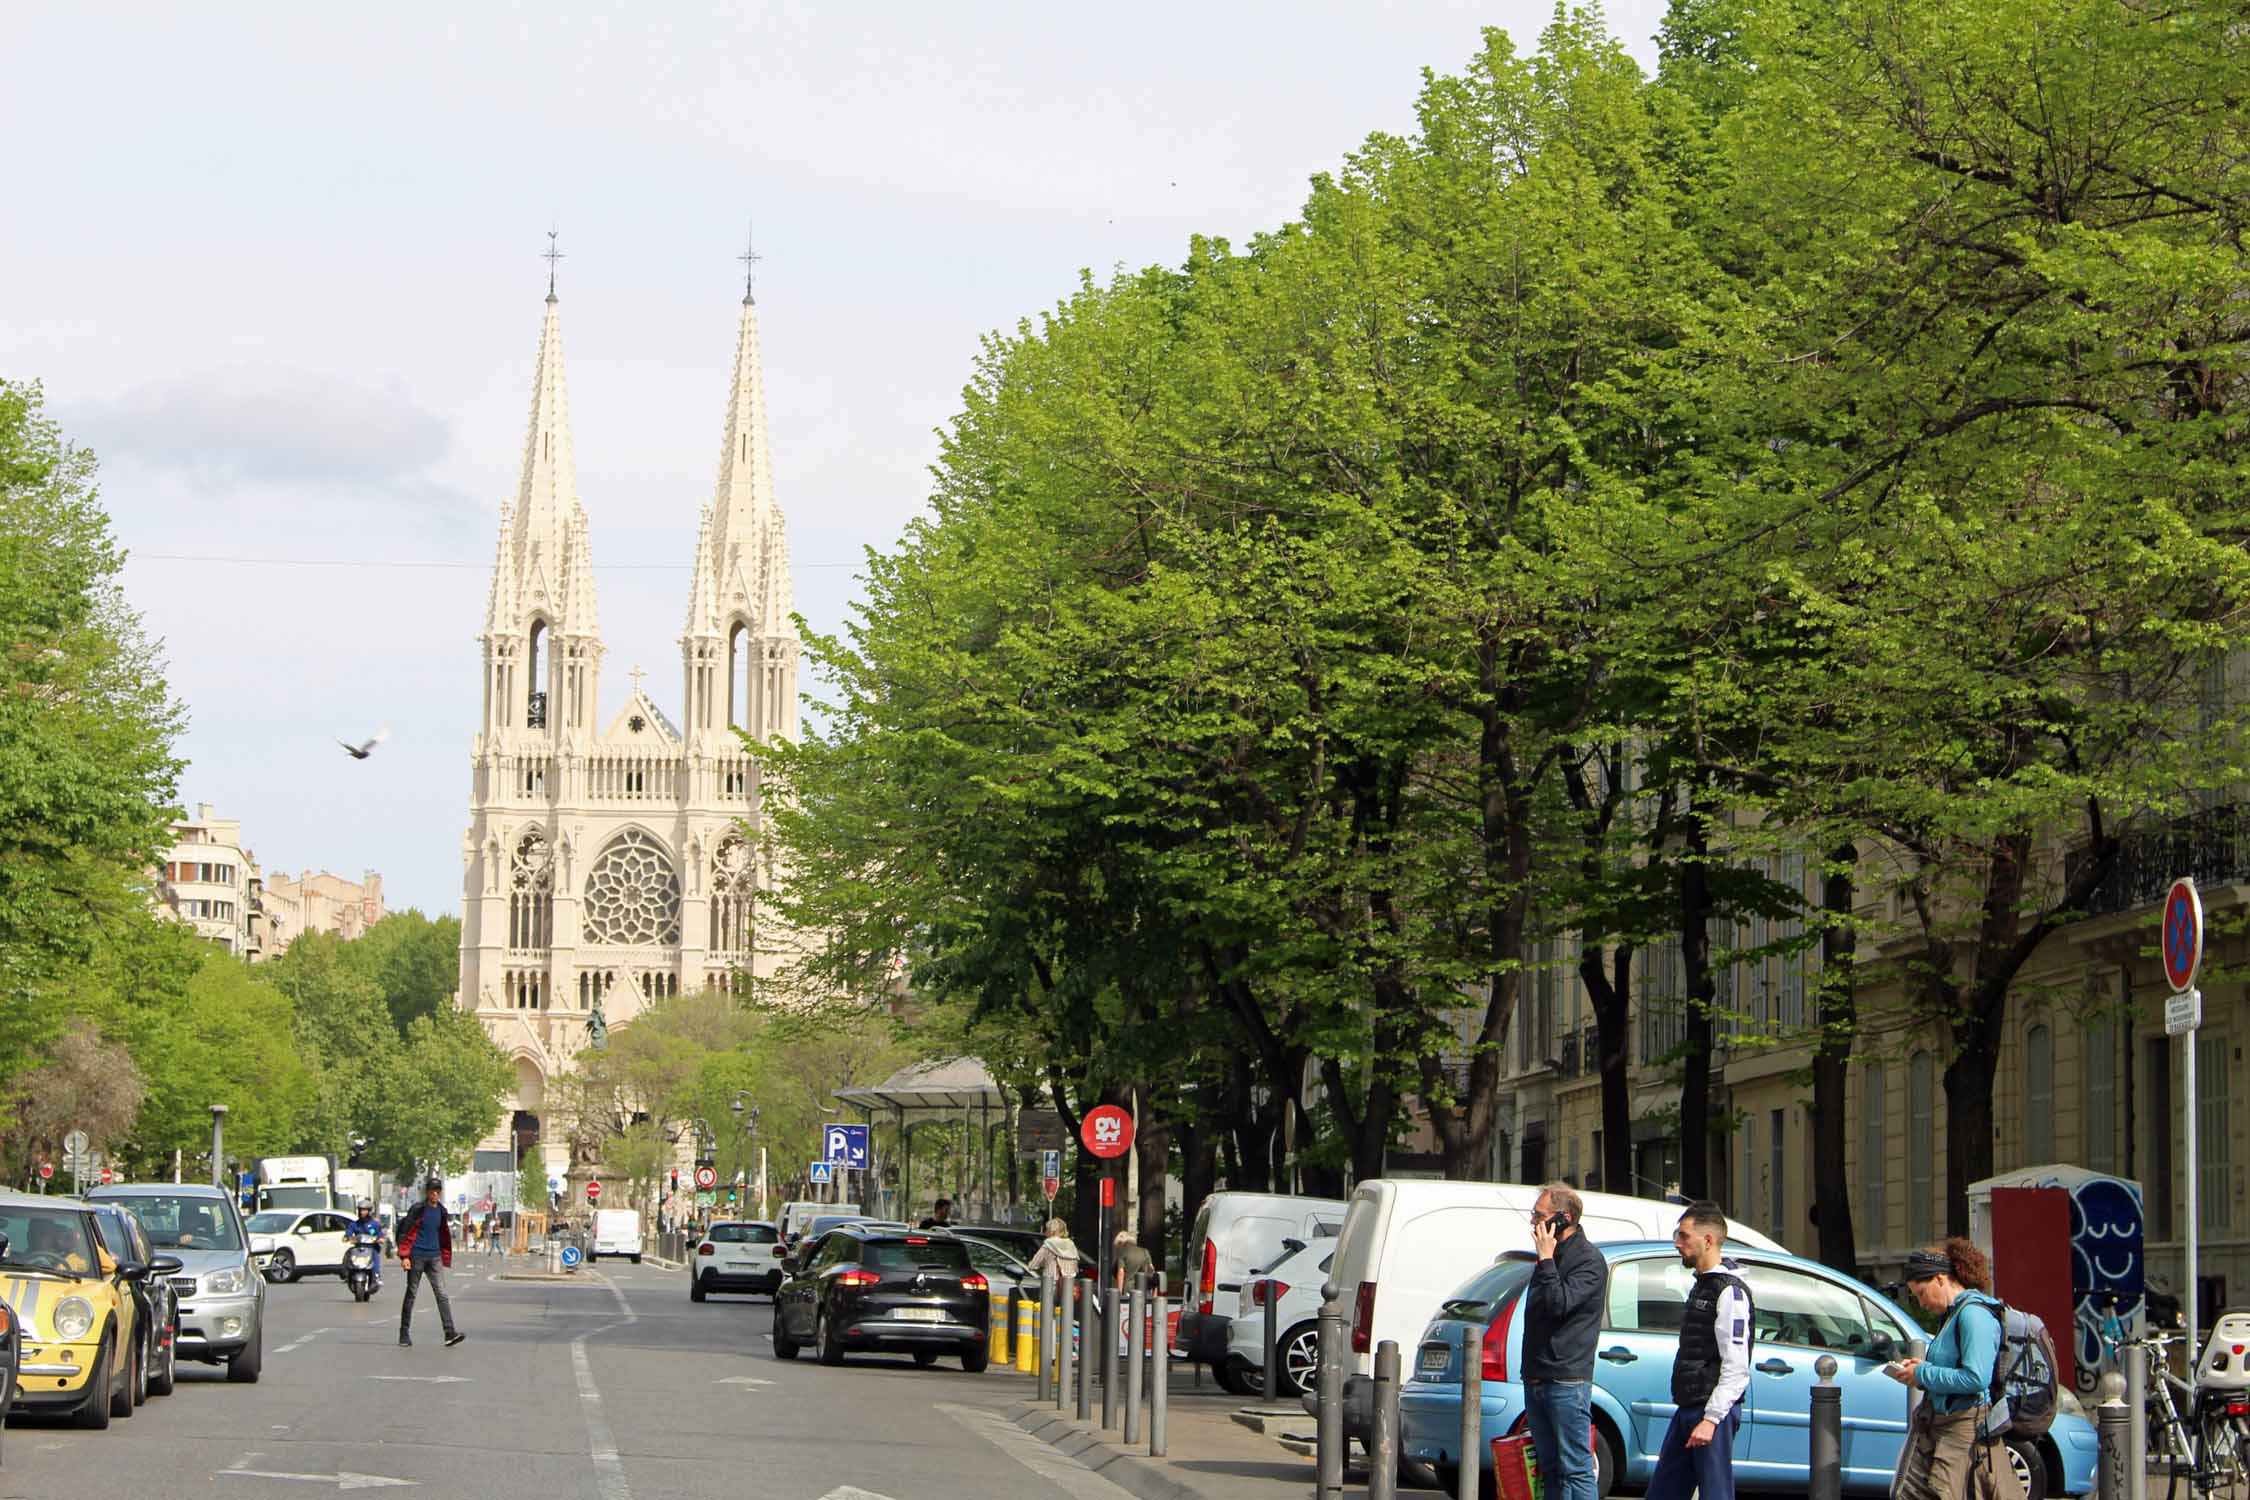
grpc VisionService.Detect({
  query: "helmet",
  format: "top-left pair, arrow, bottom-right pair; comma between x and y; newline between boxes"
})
357,1201 -> 372,1214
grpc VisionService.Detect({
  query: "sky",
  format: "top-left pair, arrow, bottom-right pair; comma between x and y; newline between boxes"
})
5,2 -> 1671,916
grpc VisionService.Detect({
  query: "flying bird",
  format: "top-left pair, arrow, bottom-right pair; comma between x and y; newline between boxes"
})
338,725 -> 390,760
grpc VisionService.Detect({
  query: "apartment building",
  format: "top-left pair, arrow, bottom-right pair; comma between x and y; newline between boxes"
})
157,803 -> 262,958
260,868 -> 386,957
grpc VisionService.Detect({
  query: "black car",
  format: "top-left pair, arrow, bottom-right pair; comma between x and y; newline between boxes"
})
772,1225 -> 991,1371
88,1204 -> 180,1402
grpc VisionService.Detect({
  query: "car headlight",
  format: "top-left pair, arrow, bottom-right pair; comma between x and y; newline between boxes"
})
52,1297 -> 95,1342
204,1266 -> 249,1296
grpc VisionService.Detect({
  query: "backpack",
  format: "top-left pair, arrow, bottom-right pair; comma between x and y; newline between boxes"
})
1979,1299 -> 2061,1439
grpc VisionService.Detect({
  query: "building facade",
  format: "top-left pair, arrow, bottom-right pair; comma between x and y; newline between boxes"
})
157,803 -> 263,959
457,276 -> 800,1186
259,869 -> 386,957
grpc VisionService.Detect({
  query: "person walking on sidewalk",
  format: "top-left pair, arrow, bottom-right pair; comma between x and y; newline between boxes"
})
1523,1182 -> 1608,1500
396,1178 -> 466,1349
1644,1202 -> 1753,1500
1888,1240 -> 2023,1500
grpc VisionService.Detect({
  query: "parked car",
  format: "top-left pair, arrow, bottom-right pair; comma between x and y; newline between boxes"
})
948,1225 -> 1043,1263
1223,1235 -> 1335,1395
1319,1179 -> 1784,1443
88,1182 -> 265,1382
89,1203 -> 180,1400
0,1194 -> 142,1427
778,1201 -> 860,1245
1176,1191 -> 1349,1373
589,1208 -> 643,1264
800,1213 -> 877,1246
245,1208 -> 356,1283
690,1220 -> 785,1300
1396,1241 -> 2098,1499
0,1262 -> 16,1460
772,1224 -> 991,1371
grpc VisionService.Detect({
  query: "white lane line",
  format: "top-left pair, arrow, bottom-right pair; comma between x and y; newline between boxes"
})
271,1327 -> 334,1356
936,1403 -> 1138,1500
570,1272 -> 637,1500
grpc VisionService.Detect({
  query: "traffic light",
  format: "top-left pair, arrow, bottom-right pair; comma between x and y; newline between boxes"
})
670,1169 -> 679,1193
726,1189 -> 737,1204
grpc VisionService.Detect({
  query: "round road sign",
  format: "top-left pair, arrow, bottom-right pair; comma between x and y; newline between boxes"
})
1081,1105 -> 1134,1160
2165,877 -> 2205,992
694,1164 -> 717,1191
99,1168 -> 113,1185
560,1245 -> 582,1269
36,1162 -> 52,1182
586,1179 -> 602,1204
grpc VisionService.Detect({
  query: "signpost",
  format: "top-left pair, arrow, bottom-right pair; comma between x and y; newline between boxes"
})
2166,875 -> 2205,1365
808,1161 -> 833,1186
1080,1107 -> 1135,1303
586,1179 -> 602,1205
36,1162 -> 52,1187
1041,1148 -> 1061,1202
824,1124 -> 870,1169
694,1164 -> 718,1191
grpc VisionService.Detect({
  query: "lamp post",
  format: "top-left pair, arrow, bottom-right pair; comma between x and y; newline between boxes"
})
728,1094 -> 759,1216
209,1104 -> 228,1190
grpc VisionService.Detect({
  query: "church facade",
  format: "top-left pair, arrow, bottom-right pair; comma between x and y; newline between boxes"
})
457,276 -> 799,1183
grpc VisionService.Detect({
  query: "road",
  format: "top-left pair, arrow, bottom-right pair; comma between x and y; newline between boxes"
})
0,1252 -> 1128,1500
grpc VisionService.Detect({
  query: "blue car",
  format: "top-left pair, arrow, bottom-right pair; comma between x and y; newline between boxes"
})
1398,1242 -> 2098,1497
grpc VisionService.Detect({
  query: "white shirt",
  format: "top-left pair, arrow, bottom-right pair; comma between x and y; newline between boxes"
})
1703,1276 -> 1753,1423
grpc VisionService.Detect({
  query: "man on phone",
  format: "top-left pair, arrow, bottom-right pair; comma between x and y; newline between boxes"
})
1524,1183 -> 1608,1500
1644,1202 -> 1753,1500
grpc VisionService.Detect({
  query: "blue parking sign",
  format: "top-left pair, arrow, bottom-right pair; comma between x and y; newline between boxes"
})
823,1124 -> 869,1169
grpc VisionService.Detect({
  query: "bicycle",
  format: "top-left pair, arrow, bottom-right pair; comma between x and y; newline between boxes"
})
2129,1329 -> 2250,1499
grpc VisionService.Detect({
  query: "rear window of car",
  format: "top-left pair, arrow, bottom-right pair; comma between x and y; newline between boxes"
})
860,1238 -> 972,1272
1434,1257 -> 1538,1322
709,1223 -> 779,1244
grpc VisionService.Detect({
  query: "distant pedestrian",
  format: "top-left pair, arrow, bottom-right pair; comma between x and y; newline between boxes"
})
396,1178 -> 466,1350
1522,1182 -> 1607,1500
1113,1229 -> 1160,1294
1889,1239 -> 2024,1500
919,1198 -> 954,1230
1028,1217 -> 1081,1286
1643,1202 -> 1752,1500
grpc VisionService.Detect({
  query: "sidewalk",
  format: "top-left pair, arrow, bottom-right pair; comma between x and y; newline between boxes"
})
1002,1366 -> 1334,1500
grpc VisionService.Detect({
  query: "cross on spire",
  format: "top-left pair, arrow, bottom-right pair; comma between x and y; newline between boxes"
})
628,663 -> 646,696
737,224 -> 761,305
544,229 -> 564,301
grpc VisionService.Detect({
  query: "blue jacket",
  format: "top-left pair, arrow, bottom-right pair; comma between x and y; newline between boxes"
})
1918,1289 -> 2003,1415
398,1203 -> 452,1266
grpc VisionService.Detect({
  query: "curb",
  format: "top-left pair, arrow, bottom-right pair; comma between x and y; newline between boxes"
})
1007,1402 -> 1205,1500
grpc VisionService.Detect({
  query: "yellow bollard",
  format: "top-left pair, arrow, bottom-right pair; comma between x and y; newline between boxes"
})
990,1298 -> 1009,1365
1015,1297 -> 1039,1373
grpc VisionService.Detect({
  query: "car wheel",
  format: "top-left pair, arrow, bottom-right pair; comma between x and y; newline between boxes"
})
691,1275 -> 707,1303
631,1254 -> 642,1265
912,1351 -> 939,1367
1277,1322 -> 1320,1396
1592,1419 -> 1620,1499
74,1337 -> 113,1429
2006,1439 -> 2051,1500
1213,1357 -> 1251,1396
149,1319 -> 177,1397
961,1346 -> 989,1374
816,1307 -> 845,1366
130,1328 -> 149,1406
267,1249 -> 297,1284
228,1323 -> 264,1384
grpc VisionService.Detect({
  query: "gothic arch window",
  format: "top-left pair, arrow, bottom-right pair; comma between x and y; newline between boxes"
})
526,619 -> 550,728
728,622 -> 752,731
582,829 -> 682,946
509,831 -> 554,949
710,835 -> 755,955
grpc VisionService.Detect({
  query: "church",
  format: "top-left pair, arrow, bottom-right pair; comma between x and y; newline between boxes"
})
456,264 -> 799,1188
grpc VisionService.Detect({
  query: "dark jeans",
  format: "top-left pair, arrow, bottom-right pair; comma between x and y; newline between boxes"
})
1524,1379 -> 1599,1500
1645,1404 -> 1740,1500
401,1258 -> 457,1338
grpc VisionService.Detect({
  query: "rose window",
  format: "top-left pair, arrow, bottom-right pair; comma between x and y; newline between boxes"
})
582,830 -> 682,945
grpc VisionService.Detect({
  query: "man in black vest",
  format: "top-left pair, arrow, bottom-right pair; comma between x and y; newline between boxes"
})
1646,1201 -> 1752,1500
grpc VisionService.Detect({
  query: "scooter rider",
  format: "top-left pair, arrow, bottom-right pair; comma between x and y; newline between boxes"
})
347,1201 -> 385,1291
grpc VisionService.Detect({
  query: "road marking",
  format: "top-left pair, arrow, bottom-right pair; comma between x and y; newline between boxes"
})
571,1273 -> 637,1500
815,1489 -> 899,1500
272,1327 -> 334,1356
217,1468 -> 417,1490
937,1403 -> 1138,1500
367,1374 -> 472,1383
714,1375 -> 776,1387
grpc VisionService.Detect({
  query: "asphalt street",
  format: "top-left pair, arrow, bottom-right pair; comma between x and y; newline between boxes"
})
0,1251 -> 1134,1500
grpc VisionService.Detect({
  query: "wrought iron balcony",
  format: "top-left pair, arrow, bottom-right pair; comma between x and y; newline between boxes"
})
526,690 -> 548,729
2068,801 -> 2250,919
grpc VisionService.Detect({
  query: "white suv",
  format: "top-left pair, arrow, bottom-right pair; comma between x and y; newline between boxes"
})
690,1220 -> 786,1300
244,1209 -> 353,1283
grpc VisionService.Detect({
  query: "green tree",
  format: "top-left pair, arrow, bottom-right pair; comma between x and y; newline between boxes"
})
354,1005 -> 511,1179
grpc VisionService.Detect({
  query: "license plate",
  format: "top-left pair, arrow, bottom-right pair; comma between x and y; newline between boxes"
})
892,1307 -> 948,1323
1417,1344 -> 1451,1377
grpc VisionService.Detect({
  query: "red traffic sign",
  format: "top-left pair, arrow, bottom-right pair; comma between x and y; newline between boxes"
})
694,1165 -> 717,1190
36,1163 -> 51,1182
2165,877 -> 2205,992
586,1180 -> 602,1203
1042,1176 -> 1061,1201
99,1168 -> 113,1185
1081,1105 -> 1133,1159
1100,1176 -> 1116,1208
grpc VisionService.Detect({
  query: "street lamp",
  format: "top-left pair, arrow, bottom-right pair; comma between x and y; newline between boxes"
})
209,1105 -> 228,1191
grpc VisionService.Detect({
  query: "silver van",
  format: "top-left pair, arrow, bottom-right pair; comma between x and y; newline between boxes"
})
87,1182 -> 265,1381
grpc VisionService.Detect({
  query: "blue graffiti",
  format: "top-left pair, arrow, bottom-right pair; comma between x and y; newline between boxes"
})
2064,1175 -> 2145,1392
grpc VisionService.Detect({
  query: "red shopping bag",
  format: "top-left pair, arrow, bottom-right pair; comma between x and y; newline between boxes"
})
1490,1434 -> 1540,1500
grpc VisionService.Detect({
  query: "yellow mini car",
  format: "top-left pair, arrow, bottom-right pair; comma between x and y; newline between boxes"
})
0,1195 -> 138,1429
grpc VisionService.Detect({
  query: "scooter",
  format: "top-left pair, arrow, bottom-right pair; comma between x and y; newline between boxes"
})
345,1232 -> 383,1302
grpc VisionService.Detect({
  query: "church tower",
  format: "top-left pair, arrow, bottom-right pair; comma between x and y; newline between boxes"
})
459,262 -> 800,1190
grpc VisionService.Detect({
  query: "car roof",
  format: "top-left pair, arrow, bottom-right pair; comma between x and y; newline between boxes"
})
86,1182 -> 231,1198
0,1191 -> 96,1211
704,1219 -> 777,1230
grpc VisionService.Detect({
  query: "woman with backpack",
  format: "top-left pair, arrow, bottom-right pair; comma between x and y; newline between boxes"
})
1888,1238 -> 2025,1500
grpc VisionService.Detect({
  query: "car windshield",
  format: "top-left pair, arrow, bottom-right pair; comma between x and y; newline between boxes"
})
708,1223 -> 779,1244
861,1237 -> 973,1272
0,1205 -> 100,1273
1435,1257 -> 1539,1321
245,1212 -> 298,1233
111,1194 -> 244,1251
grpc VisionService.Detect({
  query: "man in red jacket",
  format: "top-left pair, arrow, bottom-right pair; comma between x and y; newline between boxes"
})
396,1177 -> 465,1348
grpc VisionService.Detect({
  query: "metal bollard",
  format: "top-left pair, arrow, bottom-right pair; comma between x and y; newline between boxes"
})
2096,1377 -> 2129,1500
1150,1291 -> 1171,1456
1457,1326 -> 1483,1500
1263,1282 -> 1282,1403
1102,1286 -> 1120,1428
1077,1281 -> 1095,1421
1316,1283 -> 1347,1500
1059,1278 -> 1078,1414
1017,1296 -> 1039,1374
1126,1276 -> 1148,1444
2126,1340 -> 2148,1498
1809,1355 -> 1842,1500
1036,1279 -> 1057,1401
1370,1341 -> 1402,1500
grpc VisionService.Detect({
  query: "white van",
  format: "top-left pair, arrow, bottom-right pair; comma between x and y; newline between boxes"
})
1176,1191 -> 1350,1371
1320,1181 -> 1781,1435
588,1208 -> 643,1264
778,1201 -> 860,1245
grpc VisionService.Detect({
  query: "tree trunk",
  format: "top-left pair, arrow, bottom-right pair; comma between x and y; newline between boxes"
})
1677,800 -> 1718,1198
1136,1111 -> 1170,1268
1180,1115 -> 1217,1292
1810,843 -> 1859,1274
1943,1040 -> 1998,1237
1579,945 -> 1635,1195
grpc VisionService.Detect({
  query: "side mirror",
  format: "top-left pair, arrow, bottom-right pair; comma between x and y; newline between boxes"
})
0,1231 -> 11,1262
149,1255 -> 183,1276
121,1263 -> 151,1281
1865,1330 -> 1898,1362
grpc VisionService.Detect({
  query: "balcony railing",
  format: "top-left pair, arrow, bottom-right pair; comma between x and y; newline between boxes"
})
1558,1033 -> 1579,1077
2068,802 -> 2250,919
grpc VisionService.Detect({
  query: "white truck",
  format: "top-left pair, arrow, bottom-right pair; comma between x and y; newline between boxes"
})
589,1208 -> 643,1264
332,1168 -> 382,1215
255,1155 -> 336,1213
